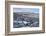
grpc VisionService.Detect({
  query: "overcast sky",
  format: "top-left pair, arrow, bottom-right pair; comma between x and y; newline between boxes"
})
13,8 -> 39,13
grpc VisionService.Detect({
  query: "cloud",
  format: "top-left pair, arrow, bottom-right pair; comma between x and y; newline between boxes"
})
13,8 -> 39,13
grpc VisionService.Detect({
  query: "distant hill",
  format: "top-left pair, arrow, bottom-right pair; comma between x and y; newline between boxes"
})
13,12 -> 39,18
14,12 -> 39,14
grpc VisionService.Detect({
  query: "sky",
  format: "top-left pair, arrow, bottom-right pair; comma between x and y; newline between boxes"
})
13,8 -> 39,13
